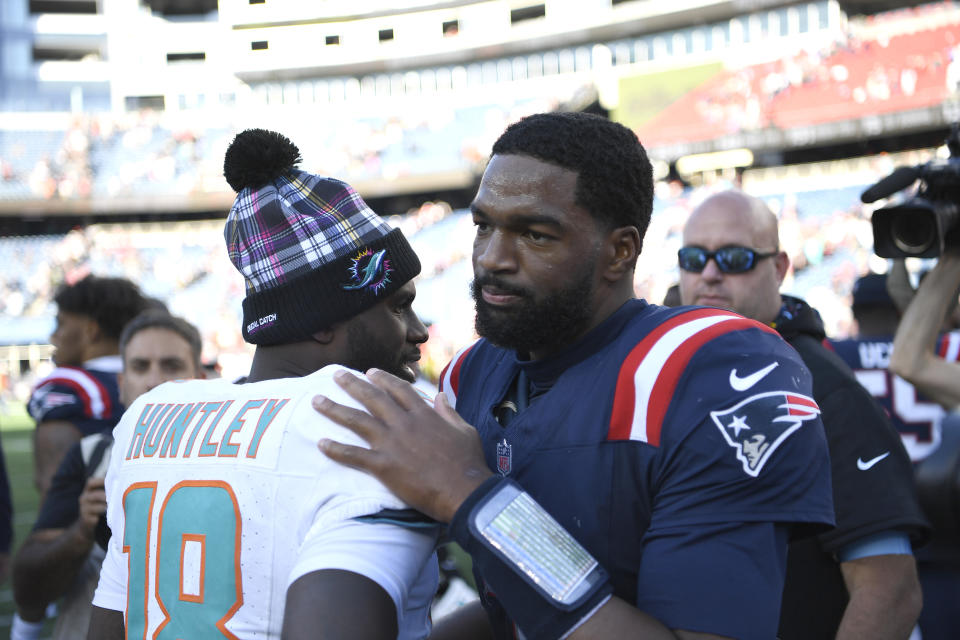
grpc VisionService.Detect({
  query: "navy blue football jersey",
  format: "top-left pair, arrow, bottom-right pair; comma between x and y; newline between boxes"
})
827,333 -> 960,462
440,299 -> 834,639
28,364 -> 124,436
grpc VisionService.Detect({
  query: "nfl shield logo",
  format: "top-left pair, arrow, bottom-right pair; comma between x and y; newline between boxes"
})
496,438 -> 512,476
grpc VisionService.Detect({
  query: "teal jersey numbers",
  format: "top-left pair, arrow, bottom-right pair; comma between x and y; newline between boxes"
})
123,481 -> 242,638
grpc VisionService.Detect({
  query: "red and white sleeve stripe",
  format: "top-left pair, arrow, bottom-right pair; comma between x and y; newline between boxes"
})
438,341 -> 479,408
34,366 -> 112,419
937,331 -> 960,362
608,309 -> 779,447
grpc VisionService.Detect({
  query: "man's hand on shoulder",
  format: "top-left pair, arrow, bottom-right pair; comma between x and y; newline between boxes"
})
313,368 -> 492,523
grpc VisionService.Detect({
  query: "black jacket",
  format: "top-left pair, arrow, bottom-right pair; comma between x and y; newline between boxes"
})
774,296 -> 930,640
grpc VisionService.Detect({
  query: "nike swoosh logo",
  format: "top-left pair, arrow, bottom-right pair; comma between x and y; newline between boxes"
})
857,452 -> 890,470
729,362 -> 779,391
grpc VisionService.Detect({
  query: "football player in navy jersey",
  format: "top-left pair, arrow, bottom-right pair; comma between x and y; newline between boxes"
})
12,311 -> 206,640
27,275 -> 151,497
883,256 -> 960,640
829,268 -> 960,640
828,271 -> 956,462
314,112 -> 836,640
679,190 -> 928,640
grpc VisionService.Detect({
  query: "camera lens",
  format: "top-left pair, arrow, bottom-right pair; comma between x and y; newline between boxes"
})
891,212 -> 936,255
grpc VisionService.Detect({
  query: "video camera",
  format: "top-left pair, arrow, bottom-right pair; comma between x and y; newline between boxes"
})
862,124 -> 960,258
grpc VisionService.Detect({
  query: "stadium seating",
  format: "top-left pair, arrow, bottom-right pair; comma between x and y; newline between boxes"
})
0,1 -> 953,388
0,168 -> 881,386
636,15 -> 960,147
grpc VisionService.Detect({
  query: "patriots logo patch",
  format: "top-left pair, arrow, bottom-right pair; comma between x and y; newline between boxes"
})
711,391 -> 821,477
29,389 -> 76,416
342,248 -> 392,293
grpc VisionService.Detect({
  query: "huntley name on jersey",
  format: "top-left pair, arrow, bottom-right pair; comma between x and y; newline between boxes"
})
124,398 -> 290,461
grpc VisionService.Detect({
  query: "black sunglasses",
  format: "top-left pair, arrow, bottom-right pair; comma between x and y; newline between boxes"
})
678,246 -> 777,274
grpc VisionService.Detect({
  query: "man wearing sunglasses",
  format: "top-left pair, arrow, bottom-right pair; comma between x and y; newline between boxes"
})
679,189 -> 929,640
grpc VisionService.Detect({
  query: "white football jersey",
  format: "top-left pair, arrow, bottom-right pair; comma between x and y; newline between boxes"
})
93,365 -> 439,639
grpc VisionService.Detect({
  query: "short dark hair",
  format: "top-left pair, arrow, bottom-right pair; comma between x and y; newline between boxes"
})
119,310 -> 203,370
54,275 -> 151,341
662,283 -> 682,308
490,111 -> 654,245
852,272 -> 895,310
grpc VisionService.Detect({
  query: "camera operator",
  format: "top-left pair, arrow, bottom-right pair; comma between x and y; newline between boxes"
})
860,122 -> 960,640
890,253 -> 960,408
883,253 -> 960,640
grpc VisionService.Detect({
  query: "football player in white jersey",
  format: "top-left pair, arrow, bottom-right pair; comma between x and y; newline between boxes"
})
88,129 -> 436,640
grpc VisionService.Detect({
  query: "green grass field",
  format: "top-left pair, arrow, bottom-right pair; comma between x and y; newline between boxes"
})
0,404 -> 53,638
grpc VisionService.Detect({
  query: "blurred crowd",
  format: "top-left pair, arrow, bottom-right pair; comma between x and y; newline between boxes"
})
0,110 -> 221,202
0,162 -> 915,403
0,96 -> 561,204
0,2 -> 959,638
637,1 -> 960,146
1,3 -> 958,206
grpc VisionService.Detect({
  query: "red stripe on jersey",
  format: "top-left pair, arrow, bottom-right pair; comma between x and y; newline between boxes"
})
37,366 -> 113,419
609,309 -> 777,444
786,394 -> 820,417
786,394 -> 818,409
439,344 -> 476,396
63,366 -> 112,418
787,393 -> 820,419
438,362 -> 452,391
609,309 -> 729,441
936,332 -> 960,360
87,370 -> 111,418
42,377 -> 94,417
646,317 -> 777,446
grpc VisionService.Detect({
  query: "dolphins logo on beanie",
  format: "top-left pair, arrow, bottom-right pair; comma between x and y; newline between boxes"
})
222,128 -> 421,345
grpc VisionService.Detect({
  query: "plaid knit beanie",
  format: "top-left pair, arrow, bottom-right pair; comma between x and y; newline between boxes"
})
223,128 -> 420,345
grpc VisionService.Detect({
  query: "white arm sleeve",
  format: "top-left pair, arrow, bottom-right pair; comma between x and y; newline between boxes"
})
91,531 -> 128,612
